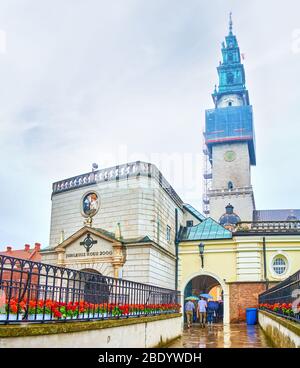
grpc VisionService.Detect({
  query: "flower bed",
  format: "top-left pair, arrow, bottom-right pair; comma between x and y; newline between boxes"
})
259,302 -> 300,321
0,298 -> 181,321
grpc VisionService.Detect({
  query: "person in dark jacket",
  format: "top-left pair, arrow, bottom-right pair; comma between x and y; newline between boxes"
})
217,301 -> 224,322
207,301 -> 215,325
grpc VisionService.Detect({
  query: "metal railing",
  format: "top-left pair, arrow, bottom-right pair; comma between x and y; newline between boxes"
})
0,255 -> 180,324
259,270 -> 300,323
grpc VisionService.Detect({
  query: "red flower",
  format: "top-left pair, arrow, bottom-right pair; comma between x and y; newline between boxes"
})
53,309 -> 62,318
10,304 -> 18,314
29,300 -> 37,308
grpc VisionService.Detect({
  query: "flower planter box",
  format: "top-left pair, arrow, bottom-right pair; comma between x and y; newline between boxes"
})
27,314 -> 52,321
75,313 -> 108,320
3,299 -> 181,323
0,314 -> 19,321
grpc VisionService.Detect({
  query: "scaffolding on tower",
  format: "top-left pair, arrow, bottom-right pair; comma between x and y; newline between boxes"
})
202,132 -> 212,217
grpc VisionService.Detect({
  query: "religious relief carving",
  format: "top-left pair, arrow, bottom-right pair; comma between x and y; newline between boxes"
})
84,216 -> 93,227
81,192 -> 100,218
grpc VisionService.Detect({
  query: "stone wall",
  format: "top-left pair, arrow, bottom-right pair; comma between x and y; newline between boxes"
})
121,244 -> 176,289
209,142 -> 254,222
49,175 -> 184,252
229,282 -> 268,323
0,314 -> 182,348
258,310 -> 300,348
209,192 -> 255,222
211,142 -> 251,189
47,173 -> 187,289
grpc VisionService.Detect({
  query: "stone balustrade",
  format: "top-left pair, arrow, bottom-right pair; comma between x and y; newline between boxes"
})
235,221 -> 300,233
52,161 -> 183,207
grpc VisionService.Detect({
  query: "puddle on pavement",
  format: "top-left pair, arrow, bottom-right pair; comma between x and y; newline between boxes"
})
168,323 -> 272,348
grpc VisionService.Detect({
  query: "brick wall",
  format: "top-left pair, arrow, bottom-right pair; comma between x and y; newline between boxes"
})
229,282 -> 277,323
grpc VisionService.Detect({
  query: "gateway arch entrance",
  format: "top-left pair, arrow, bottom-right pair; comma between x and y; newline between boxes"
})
184,274 -> 224,324
81,269 -> 110,304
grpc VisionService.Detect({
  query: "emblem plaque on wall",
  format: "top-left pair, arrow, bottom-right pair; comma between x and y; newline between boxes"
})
81,192 -> 100,217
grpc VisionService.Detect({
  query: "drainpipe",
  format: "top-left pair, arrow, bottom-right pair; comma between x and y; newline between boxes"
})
175,208 -> 179,291
262,236 -> 269,290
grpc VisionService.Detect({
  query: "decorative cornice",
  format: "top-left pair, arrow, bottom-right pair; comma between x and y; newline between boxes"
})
208,186 -> 254,197
52,161 -> 183,208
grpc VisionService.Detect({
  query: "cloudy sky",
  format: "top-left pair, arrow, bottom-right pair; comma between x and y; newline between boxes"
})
0,0 -> 299,249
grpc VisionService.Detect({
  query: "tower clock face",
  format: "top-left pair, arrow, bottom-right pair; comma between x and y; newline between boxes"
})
217,94 -> 243,108
224,150 -> 236,162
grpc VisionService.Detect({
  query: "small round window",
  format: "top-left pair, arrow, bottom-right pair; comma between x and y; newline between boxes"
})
272,256 -> 287,275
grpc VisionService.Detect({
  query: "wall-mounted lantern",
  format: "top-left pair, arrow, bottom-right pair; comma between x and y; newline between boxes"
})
198,242 -> 205,268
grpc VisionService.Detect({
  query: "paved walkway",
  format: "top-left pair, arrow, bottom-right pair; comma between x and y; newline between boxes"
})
168,323 -> 272,348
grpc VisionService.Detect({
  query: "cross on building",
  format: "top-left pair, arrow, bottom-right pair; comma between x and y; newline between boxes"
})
80,233 -> 97,253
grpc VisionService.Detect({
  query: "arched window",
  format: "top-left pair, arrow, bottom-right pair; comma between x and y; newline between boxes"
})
226,72 -> 234,84
228,181 -> 233,190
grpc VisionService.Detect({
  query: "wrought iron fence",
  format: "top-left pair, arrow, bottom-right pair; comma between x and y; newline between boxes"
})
0,255 -> 180,324
259,269 -> 300,323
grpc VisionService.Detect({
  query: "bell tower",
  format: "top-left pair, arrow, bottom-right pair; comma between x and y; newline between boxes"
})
204,14 -> 256,222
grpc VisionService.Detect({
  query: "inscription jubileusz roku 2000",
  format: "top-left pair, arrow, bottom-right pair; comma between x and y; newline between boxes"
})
66,251 -> 113,258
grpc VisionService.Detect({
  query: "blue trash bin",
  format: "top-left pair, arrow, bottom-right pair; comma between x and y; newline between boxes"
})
246,308 -> 257,325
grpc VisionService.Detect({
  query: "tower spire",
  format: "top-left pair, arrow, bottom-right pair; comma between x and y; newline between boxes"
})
204,14 -> 256,222
229,12 -> 233,35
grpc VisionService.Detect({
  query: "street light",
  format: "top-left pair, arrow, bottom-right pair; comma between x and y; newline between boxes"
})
198,242 -> 205,268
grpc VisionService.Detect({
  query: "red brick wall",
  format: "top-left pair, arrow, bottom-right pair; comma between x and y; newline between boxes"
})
229,282 -> 277,323
1,268 -> 40,299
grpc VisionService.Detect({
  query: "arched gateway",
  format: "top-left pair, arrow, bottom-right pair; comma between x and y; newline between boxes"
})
80,269 -> 110,304
182,272 -> 229,324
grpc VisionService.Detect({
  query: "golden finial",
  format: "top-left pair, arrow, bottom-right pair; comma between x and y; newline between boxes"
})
84,216 -> 93,227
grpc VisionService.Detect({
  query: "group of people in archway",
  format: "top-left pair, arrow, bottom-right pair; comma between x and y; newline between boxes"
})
185,297 -> 224,328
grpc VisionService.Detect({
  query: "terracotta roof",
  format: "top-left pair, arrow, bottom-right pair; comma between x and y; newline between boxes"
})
0,244 -> 42,262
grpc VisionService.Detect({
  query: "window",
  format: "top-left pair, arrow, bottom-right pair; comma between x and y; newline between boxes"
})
186,220 -> 194,227
166,225 -> 171,242
226,72 -> 234,84
272,256 -> 287,275
228,181 -> 234,190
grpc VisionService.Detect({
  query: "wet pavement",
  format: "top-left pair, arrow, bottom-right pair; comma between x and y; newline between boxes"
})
168,323 -> 273,348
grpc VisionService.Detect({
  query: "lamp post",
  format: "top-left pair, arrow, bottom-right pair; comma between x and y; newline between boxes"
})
198,242 -> 205,268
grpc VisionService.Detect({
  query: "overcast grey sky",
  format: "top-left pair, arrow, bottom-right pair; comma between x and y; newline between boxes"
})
0,0 -> 300,249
